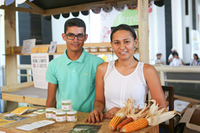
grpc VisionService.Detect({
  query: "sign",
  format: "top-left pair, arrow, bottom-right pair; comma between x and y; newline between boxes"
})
21,39 -> 36,54
113,9 -> 138,27
31,53 -> 49,89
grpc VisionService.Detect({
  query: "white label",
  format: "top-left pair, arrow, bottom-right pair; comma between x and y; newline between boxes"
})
53,114 -> 56,120
67,116 -> 75,121
62,105 -> 72,111
46,113 -> 53,119
56,116 -> 66,122
90,49 -> 97,52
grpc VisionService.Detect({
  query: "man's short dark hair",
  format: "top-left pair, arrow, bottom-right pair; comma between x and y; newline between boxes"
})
157,53 -> 162,56
172,51 -> 178,56
64,18 -> 86,33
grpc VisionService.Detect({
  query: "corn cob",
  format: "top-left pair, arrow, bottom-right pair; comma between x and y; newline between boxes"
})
109,116 -> 122,131
120,118 -> 148,132
109,97 -> 135,131
117,117 -> 134,131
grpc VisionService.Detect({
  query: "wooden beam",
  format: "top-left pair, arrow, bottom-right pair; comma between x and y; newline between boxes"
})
24,0 -> 44,14
43,0 -> 137,16
1,82 -> 34,93
0,5 -> 43,15
1,93 -> 46,106
4,3 -> 18,85
138,0 -> 149,63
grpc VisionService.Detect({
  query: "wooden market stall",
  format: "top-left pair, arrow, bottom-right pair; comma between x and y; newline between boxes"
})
0,0 -> 150,108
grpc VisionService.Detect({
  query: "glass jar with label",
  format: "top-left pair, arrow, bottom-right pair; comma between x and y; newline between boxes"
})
90,47 -> 98,52
62,100 -> 72,112
99,46 -> 108,52
52,109 -> 62,120
84,47 -> 89,52
67,110 -> 77,122
56,111 -> 66,123
45,108 -> 55,119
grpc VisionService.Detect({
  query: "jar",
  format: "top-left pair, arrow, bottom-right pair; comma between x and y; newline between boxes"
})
67,110 -> 77,122
110,46 -> 114,52
99,46 -> 108,52
45,108 -> 55,119
90,47 -> 98,52
56,111 -> 66,123
84,47 -> 89,52
62,100 -> 72,112
53,109 -> 62,120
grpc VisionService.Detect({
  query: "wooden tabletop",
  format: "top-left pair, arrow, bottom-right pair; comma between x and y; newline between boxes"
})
0,111 -> 159,133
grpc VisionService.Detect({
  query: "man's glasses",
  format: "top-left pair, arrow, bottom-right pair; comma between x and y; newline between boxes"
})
65,33 -> 86,41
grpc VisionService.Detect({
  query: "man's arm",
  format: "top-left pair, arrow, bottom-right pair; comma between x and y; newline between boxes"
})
46,82 -> 57,107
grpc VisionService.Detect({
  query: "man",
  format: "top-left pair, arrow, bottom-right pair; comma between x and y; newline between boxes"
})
155,53 -> 164,65
46,18 -> 104,112
170,51 -> 185,66
168,47 -> 177,63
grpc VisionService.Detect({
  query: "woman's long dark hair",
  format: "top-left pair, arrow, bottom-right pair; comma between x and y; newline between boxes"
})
194,53 -> 199,60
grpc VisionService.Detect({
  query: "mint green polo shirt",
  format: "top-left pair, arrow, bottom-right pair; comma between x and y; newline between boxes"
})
46,48 -> 104,112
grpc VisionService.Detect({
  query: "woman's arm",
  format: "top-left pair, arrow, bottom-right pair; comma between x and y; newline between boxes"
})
143,64 -> 167,108
85,63 -> 108,123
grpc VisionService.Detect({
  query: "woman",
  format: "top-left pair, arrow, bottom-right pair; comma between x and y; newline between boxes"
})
190,53 -> 199,66
85,24 -> 167,124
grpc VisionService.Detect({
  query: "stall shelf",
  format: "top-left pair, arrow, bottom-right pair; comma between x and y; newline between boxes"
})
1,0 -> 149,107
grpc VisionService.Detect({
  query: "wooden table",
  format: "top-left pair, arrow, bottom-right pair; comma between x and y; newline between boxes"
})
0,111 -> 159,133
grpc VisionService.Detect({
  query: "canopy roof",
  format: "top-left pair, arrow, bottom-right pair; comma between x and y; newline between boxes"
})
0,0 -> 162,16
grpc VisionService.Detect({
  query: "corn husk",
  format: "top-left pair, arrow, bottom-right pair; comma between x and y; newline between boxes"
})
127,103 -> 150,121
115,96 -> 135,120
146,99 -> 178,126
147,110 -> 177,126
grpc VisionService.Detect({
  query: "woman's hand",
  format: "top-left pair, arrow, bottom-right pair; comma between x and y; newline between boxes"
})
85,109 -> 104,124
104,107 -> 120,119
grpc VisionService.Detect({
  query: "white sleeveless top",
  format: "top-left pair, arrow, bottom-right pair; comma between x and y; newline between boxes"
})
104,61 -> 149,112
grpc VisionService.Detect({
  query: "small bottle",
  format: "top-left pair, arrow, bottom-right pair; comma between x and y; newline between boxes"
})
45,108 -> 55,119
56,111 -> 66,123
62,100 -> 72,112
67,110 -> 77,122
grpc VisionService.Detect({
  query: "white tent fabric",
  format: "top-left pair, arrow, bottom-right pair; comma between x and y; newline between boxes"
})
0,0 -> 33,6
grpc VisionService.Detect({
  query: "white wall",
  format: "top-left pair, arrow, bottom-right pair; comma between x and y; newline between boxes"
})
149,3 -> 166,64
171,0 -> 184,60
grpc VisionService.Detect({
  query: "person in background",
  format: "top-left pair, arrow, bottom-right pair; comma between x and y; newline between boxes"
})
190,53 -> 199,66
45,18 -> 104,112
168,47 -> 177,63
155,53 -> 164,65
170,51 -> 185,66
85,24 -> 167,123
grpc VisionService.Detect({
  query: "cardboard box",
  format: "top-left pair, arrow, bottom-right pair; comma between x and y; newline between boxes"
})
180,108 -> 200,132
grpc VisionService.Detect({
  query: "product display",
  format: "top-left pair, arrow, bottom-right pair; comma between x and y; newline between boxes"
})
56,111 -> 66,123
84,47 -> 89,52
99,46 -> 108,52
62,100 -> 72,112
110,46 -> 114,52
45,108 -> 55,119
67,110 -> 77,122
90,47 -> 98,52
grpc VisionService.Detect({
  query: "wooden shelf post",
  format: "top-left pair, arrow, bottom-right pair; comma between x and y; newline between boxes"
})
138,0 -> 149,63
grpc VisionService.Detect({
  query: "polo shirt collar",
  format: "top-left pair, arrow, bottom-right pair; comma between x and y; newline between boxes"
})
63,48 -> 85,65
